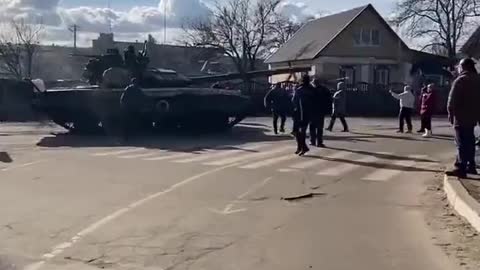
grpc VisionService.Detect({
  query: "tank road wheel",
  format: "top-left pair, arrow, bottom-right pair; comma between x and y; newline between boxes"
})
72,120 -> 102,134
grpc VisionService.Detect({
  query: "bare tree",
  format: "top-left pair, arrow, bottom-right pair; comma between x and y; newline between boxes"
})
391,0 -> 480,61
182,0 -> 281,77
0,19 -> 43,79
265,15 -> 308,54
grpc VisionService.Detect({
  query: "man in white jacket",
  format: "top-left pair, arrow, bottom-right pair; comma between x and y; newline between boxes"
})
390,85 -> 415,133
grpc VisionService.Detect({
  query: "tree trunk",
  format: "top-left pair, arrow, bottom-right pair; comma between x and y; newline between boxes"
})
26,52 -> 33,78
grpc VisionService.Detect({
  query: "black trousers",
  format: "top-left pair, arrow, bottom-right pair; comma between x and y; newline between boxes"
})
122,109 -> 142,140
309,115 -> 325,145
328,113 -> 348,131
272,111 -> 286,133
295,120 -> 309,152
454,125 -> 476,171
399,107 -> 412,132
421,114 -> 432,131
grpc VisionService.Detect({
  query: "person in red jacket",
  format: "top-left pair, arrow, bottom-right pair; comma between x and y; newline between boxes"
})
419,83 -> 436,137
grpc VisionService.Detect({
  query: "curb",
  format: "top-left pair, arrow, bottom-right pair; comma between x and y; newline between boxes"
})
443,175 -> 480,232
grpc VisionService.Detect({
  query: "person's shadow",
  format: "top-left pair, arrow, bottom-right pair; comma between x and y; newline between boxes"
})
0,152 -> 13,163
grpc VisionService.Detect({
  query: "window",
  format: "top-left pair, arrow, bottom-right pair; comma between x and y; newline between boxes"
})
361,29 -> 371,45
375,67 -> 390,85
371,29 -> 380,45
354,28 -> 380,46
353,31 -> 361,45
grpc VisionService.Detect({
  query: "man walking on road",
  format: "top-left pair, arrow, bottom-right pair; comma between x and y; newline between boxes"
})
310,78 -> 332,147
446,58 -> 480,178
120,78 -> 148,141
326,82 -> 349,132
264,83 -> 290,134
292,74 -> 314,156
390,85 -> 415,133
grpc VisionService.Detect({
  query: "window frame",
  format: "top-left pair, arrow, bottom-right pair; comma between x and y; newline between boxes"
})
374,66 -> 390,86
353,28 -> 381,47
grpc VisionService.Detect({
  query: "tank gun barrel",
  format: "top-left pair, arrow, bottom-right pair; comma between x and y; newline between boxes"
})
70,53 -> 102,58
188,66 -> 311,84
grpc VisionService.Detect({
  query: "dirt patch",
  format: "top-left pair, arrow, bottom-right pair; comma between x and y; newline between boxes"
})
461,176 -> 480,202
423,175 -> 480,269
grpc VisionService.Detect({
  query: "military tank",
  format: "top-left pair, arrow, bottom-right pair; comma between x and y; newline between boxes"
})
31,44 -> 310,134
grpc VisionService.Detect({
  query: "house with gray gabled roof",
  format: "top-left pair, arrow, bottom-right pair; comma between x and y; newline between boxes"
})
266,4 -> 447,89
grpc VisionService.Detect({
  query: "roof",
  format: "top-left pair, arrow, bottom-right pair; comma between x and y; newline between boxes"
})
265,4 -> 409,64
460,26 -> 480,56
410,49 -> 450,64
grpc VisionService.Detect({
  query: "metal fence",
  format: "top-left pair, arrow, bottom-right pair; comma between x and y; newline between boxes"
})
245,81 -> 449,117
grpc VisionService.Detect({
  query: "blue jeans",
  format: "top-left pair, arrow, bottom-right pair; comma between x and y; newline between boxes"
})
454,125 -> 476,171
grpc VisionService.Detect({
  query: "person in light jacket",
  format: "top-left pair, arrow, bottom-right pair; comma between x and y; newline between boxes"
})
390,85 -> 415,133
326,82 -> 349,132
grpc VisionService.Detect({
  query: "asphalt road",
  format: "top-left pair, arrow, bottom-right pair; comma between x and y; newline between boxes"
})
0,117 -> 463,270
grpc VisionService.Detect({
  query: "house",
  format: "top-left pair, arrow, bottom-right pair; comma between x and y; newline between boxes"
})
460,26 -> 480,71
265,4 -> 449,91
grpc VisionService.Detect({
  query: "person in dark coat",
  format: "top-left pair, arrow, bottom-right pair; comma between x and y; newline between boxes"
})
326,82 -> 349,132
120,78 -> 147,140
264,83 -> 290,134
292,74 -> 314,156
309,78 -> 332,147
419,83 -> 436,137
445,58 -> 480,178
124,45 -> 137,76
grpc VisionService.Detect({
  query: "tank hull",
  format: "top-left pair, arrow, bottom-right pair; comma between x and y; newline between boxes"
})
32,87 -> 251,134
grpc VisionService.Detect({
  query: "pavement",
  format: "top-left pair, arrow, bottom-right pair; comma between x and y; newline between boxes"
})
0,117 -> 474,270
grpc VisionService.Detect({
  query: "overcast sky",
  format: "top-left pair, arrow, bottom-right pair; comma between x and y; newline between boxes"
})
0,0 -> 398,47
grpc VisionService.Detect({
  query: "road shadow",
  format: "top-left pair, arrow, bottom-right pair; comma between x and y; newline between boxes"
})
35,125 -> 294,153
323,135 -> 373,143
0,152 -> 13,163
351,131 -> 425,142
429,134 -> 455,141
325,147 -> 436,163
303,153 -> 440,173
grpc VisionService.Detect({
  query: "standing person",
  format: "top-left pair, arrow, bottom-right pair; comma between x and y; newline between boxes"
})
326,82 -> 349,132
420,83 -> 437,137
120,78 -> 147,141
390,85 -> 415,133
416,85 -> 427,133
264,83 -> 290,134
292,74 -> 314,155
309,78 -> 332,147
445,58 -> 480,178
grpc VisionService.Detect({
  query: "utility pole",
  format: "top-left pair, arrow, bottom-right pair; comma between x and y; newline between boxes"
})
68,24 -> 79,52
107,0 -> 112,33
164,0 -> 167,44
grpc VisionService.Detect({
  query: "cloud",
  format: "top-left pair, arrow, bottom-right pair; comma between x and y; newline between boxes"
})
59,0 -> 210,32
0,0 -> 62,25
0,0 -> 211,44
278,1 -> 320,23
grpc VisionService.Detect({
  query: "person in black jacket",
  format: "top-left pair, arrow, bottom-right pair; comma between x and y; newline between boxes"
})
120,78 -> 147,140
309,79 -> 332,147
264,83 -> 290,134
292,74 -> 314,156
